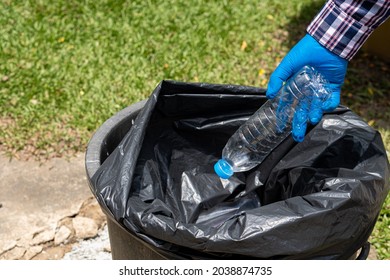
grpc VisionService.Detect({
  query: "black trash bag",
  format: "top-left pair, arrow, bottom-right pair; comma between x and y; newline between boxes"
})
91,80 -> 390,259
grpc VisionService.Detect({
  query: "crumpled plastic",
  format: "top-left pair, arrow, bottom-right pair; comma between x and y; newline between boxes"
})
91,80 -> 390,259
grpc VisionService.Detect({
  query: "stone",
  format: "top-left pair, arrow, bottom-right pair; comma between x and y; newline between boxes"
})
78,197 -> 107,228
104,244 -> 111,253
72,216 -> 98,239
16,233 -> 34,248
30,228 -> 55,246
57,216 -> 75,232
54,225 -> 72,245
1,240 -> 16,253
32,246 -> 70,260
23,245 -> 43,260
0,246 -> 26,260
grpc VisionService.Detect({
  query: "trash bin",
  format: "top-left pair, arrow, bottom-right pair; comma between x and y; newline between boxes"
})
85,80 -> 389,260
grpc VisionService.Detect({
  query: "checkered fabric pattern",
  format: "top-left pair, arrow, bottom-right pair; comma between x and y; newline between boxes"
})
307,0 -> 390,60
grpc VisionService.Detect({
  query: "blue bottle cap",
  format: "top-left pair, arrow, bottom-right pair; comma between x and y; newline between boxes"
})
214,159 -> 234,179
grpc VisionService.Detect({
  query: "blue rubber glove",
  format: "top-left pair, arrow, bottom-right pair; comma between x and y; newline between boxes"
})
266,34 -> 348,142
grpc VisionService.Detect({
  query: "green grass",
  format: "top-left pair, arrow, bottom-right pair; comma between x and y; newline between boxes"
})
370,193 -> 390,259
1,0 -> 317,158
0,0 -> 389,258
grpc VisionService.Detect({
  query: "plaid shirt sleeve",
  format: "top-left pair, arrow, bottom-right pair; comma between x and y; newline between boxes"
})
307,0 -> 390,60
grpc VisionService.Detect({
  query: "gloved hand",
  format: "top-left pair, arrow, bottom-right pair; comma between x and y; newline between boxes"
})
266,34 -> 348,142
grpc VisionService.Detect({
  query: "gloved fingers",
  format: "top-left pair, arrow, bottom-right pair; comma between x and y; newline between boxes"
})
266,73 -> 284,99
292,97 -> 309,142
266,60 -> 296,99
308,91 -> 323,125
322,84 -> 340,112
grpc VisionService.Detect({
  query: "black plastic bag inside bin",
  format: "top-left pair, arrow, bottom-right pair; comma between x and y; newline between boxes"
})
91,80 -> 390,259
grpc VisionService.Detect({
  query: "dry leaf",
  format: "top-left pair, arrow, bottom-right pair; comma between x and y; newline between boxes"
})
240,40 -> 248,51
258,68 -> 265,76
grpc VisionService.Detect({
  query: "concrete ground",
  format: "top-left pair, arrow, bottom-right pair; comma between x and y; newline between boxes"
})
0,153 -> 111,260
0,152 -> 379,260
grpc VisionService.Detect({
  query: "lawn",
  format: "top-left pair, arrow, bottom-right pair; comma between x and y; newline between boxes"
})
1,0 -> 389,259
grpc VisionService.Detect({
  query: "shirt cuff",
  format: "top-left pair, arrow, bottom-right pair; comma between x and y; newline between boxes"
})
307,1 -> 374,61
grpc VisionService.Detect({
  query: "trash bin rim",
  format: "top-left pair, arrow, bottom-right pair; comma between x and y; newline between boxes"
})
85,100 -> 147,180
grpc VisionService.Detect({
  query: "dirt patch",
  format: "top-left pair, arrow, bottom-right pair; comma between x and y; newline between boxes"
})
0,116 -> 86,162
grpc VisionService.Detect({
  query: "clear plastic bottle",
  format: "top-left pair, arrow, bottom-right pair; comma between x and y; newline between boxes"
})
214,66 -> 331,179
